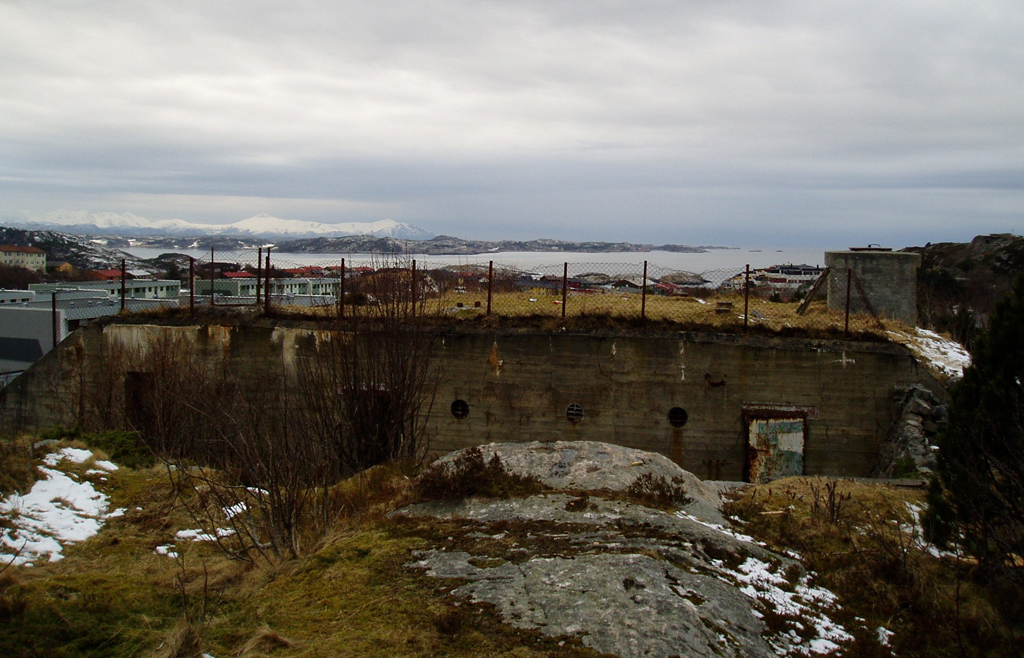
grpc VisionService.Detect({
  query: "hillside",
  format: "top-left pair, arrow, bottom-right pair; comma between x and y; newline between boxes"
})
905,233 -> 1024,346
1,437 -> 1018,658
0,227 -> 143,272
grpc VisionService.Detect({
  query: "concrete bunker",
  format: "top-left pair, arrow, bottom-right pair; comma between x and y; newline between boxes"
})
0,322 -> 947,482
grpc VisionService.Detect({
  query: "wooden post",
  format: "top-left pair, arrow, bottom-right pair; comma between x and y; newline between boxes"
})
487,260 -> 494,315
845,268 -> 852,333
209,247 -> 215,307
641,260 -> 648,325
561,262 -> 568,319
743,264 -> 750,330
264,248 -> 272,314
339,258 -> 346,320
189,258 -> 195,317
256,247 -> 263,304
120,259 -> 126,311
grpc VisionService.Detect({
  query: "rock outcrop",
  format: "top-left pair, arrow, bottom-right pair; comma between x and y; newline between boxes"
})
400,441 -> 853,658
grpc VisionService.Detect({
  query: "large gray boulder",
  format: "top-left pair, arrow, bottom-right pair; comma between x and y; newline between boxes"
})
402,442 -> 854,658
430,440 -> 728,525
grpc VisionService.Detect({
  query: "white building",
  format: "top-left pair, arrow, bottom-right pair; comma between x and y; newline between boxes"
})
0,245 -> 46,272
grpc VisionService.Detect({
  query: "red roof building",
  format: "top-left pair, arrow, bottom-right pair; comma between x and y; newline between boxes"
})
87,269 -> 131,281
0,245 -> 47,272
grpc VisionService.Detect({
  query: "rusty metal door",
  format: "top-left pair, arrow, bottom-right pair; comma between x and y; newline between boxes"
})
746,416 -> 805,483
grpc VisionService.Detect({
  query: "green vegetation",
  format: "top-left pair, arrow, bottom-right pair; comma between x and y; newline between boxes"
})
926,274 -> 1024,624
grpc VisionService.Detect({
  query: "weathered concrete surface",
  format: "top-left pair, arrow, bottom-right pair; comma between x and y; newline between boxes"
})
400,442 -> 853,658
0,322 -> 946,480
825,250 -> 921,326
431,330 -> 945,479
431,440 -> 728,524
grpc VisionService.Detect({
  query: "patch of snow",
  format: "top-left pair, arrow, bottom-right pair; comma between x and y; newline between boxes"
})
155,544 -> 179,559
727,556 -> 852,656
42,447 -> 93,466
904,502 -> 959,559
675,510 -> 763,546
176,528 -> 236,542
223,502 -> 246,519
93,460 -> 118,471
877,626 -> 894,646
1,449 -> 121,566
890,328 -> 971,380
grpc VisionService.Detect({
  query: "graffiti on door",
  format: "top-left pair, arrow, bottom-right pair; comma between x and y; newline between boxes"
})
746,416 -> 805,483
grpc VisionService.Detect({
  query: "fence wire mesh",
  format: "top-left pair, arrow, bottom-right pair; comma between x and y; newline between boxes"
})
125,249 -> 897,335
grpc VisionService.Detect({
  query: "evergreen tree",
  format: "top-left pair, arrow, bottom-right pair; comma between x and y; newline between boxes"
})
929,275 -> 1024,585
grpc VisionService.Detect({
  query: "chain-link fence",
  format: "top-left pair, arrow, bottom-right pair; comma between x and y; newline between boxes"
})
139,249 -> 898,335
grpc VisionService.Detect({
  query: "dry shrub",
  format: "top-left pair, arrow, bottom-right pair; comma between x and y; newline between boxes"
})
725,478 -> 1020,657
624,472 -> 692,510
415,447 -> 546,501
0,435 -> 36,495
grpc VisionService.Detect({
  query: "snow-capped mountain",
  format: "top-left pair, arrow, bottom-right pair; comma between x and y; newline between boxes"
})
11,211 -> 435,240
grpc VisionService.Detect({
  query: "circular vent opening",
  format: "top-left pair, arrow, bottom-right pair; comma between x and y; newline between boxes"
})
450,399 -> 470,419
566,403 -> 585,424
668,407 -> 689,428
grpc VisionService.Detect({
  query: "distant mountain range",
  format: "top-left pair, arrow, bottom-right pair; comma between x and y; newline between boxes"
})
272,235 -> 727,255
10,211 -> 435,241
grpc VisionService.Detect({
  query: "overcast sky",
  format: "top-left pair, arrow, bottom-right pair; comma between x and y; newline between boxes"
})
1,0 -> 1022,246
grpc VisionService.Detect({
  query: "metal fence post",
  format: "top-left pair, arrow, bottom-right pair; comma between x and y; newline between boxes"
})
487,260 -> 493,315
339,257 -> 345,320
189,257 -> 195,317
209,247 -> 215,307
256,246 -> 262,305
744,264 -> 750,330
561,262 -> 568,319
120,259 -> 126,312
641,260 -> 648,325
845,268 -> 852,333
51,289 -> 58,347
411,259 -> 417,317
264,248 -> 272,314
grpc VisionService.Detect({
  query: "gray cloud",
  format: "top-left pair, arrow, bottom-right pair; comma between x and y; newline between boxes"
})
1,0 -> 1022,245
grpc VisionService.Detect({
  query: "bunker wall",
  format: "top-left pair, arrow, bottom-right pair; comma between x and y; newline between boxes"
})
0,323 -> 941,481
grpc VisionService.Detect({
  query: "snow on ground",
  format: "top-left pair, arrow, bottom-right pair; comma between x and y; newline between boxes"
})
726,556 -> 853,656
1,448 -> 123,567
889,328 -> 971,380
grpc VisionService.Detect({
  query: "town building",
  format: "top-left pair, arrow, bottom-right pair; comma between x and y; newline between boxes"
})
29,279 -> 182,300
0,245 -> 46,272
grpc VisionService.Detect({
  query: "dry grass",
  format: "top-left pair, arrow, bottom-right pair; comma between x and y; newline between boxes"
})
269,292 -> 901,339
726,477 -> 1020,658
0,449 -> 603,658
